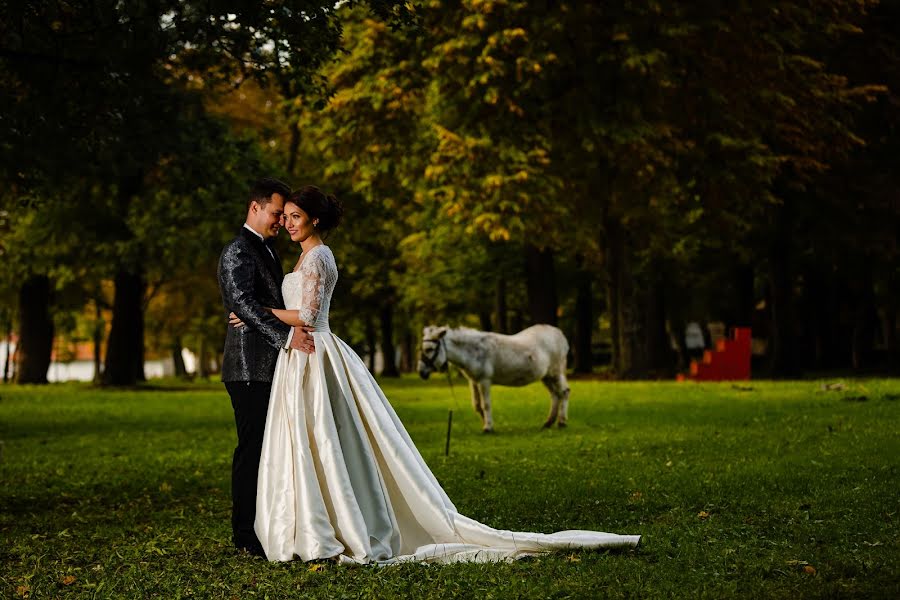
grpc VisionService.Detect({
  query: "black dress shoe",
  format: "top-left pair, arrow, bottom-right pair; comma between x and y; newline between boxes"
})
236,543 -> 267,558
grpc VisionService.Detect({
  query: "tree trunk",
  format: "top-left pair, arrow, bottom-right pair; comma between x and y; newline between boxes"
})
604,218 -> 623,375
16,275 -> 54,384
732,264 -> 755,327
801,269 -> 828,370
851,268 -> 878,370
365,314 -> 377,373
92,298 -> 103,384
524,244 -> 558,325
172,337 -> 187,379
617,286 -> 649,379
495,276 -> 508,334
479,311 -> 493,332
645,275 -> 672,373
400,329 -> 415,373
668,314 -> 690,372
573,257 -> 593,374
767,202 -> 798,377
3,314 -> 13,383
883,301 -> 899,373
103,268 -> 146,386
605,216 -> 649,379
510,309 -> 524,334
886,269 -> 900,372
379,304 -> 399,377
197,336 -> 210,379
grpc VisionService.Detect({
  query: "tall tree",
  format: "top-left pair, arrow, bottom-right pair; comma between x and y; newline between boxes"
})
0,0 -> 410,385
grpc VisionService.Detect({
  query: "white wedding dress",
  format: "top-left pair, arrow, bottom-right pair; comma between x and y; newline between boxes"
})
255,244 -> 640,563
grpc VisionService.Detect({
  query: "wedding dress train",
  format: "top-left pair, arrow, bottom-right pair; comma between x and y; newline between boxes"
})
255,245 -> 640,563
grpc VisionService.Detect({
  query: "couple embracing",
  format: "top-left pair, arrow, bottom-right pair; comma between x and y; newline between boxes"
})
217,178 -> 640,564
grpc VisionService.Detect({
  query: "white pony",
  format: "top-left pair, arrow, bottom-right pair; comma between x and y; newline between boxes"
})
418,325 -> 570,432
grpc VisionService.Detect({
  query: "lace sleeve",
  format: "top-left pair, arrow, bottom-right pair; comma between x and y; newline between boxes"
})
298,250 -> 326,325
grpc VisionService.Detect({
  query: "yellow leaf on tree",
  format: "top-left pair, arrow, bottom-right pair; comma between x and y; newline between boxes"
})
484,175 -> 504,189
488,228 -> 511,242
506,100 -> 525,117
506,28 -> 527,41
446,203 -> 463,217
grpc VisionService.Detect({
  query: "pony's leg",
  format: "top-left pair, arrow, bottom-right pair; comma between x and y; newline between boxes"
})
541,376 -> 561,429
480,381 -> 494,433
557,373 -> 570,427
468,378 -> 484,419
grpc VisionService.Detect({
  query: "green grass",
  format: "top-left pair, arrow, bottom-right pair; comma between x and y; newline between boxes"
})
1,377 -> 898,599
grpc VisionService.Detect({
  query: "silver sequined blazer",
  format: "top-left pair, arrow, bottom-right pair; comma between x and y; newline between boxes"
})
217,227 -> 291,383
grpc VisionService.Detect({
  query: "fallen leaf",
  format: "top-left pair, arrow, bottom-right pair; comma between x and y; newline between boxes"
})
308,563 -> 326,572
61,575 -> 76,585
698,511 -> 710,519
565,553 -> 581,563
629,491 -> 643,501
16,585 -> 29,597
160,482 -> 172,493
665,460 -> 673,467
803,565 -> 817,575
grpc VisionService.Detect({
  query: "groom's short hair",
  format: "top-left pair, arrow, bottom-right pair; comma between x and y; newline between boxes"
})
248,177 -> 291,208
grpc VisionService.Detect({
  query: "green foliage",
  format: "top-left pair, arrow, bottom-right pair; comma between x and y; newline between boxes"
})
1,378 -> 899,597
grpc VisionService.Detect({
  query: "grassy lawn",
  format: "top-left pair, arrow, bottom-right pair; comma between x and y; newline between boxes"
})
1,376 -> 898,599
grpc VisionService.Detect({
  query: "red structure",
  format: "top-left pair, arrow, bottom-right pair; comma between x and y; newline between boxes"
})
677,327 -> 752,381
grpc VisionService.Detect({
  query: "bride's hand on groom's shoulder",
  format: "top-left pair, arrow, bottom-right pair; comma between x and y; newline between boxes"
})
229,312 -> 245,328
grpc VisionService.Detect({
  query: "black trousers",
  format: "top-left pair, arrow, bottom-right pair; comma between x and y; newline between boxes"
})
225,381 -> 272,550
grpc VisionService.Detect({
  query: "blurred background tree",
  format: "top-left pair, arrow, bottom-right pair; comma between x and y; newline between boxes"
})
1,0 -> 897,384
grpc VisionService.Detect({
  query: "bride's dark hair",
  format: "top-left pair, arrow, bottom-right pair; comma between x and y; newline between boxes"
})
289,185 -> 344,234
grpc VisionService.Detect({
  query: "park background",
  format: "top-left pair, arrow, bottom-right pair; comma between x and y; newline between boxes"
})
1,0 -> 899,385
1,2 -> 899,598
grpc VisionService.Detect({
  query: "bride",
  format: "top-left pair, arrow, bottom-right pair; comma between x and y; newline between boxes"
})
237,185 -> 640,564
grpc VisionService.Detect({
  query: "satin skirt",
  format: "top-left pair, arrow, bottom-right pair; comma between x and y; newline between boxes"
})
254,332 -> 640,563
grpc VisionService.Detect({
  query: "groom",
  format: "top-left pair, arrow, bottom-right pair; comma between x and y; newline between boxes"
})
217,177 -> 314,556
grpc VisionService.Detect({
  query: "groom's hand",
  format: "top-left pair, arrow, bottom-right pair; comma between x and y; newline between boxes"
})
290,326 -> 316,354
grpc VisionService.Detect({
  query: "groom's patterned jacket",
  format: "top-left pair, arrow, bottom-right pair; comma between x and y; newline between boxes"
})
217,227 -> 291,382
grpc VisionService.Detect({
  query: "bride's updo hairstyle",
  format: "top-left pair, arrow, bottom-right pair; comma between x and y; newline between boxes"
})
290,185 -> 344,235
